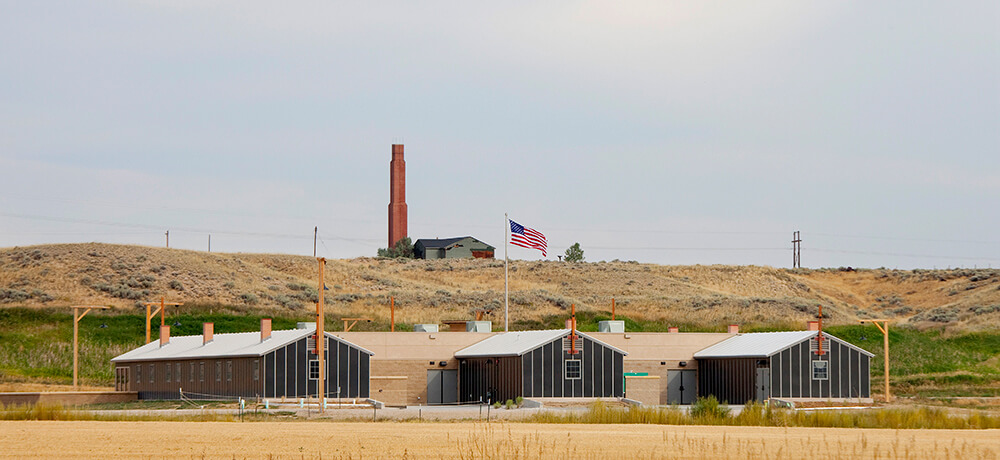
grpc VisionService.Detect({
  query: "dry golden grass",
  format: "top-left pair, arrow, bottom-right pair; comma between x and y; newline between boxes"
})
0,420 -> 997,459
2,243 -> 999,331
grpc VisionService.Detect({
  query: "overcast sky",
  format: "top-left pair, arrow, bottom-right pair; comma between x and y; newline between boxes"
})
1,1 -> 998,268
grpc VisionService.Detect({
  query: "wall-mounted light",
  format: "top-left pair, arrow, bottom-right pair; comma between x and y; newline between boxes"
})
429,361 -> 435,365
660,361 -> 666,366
678,361 -> 687,367
438,361 -> 447,367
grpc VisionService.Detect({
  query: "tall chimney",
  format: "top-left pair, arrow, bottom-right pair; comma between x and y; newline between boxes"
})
203,322 -> 214,345
261,318 -> 272,342
388,144 -> 408,248
727,324 -> 740,334
160,325 -> 170,347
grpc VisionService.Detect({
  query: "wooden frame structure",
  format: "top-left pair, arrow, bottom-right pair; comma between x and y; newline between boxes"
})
72,305 -> 110,388
142,297 -> 182,344
860,319 -> 891,402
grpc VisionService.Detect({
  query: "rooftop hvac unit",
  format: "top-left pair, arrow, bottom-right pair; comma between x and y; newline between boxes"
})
413,324 -> 439,333
598,320 -> 625,333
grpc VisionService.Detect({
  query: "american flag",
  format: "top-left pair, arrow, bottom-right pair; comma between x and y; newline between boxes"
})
509,219 -> 547,257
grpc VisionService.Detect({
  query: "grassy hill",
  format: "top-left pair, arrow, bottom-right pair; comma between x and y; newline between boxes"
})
1,243 -> 998,396
2,243 -> 999,330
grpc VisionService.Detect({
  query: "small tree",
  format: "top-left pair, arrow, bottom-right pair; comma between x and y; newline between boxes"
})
377,237 -> 414,259
564,242 -> 584,262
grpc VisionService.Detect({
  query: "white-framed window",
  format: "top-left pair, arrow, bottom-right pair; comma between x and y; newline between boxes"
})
199,362 -> 205,382
226,361 -> 233,382
176,363 -> 181,383
149,364 -> 155,383
216,361 -> 222,382
253,359 -> 260,381
166,362 -> 172,382
565,359 -> 582,380
812,360 -> 829,380
309,360 -> 320,380
190,363 -> 195,382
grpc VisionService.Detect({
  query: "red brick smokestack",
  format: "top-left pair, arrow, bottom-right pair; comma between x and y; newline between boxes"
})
388,144 -> 408,248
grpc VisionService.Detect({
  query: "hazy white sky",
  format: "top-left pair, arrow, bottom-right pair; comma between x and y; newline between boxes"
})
1,1 -> 998,268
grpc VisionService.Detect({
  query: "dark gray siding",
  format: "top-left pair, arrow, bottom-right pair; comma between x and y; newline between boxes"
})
767,335 -> 871,399
521,335 -> 624,399
459,335 -> 625,402
117,356 -> 261,400
697,357 -> 758,404
262,335 -> 370,399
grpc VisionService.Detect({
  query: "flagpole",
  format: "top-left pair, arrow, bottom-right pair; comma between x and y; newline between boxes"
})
504,212 -> 509,332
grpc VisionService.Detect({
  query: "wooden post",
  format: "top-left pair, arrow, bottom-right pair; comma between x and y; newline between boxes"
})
611,298 -> 615,321
390,296 -> 395,332
570,304 -> 578,355
145,302 -> 151,344
73,307 -> 79,387
317,257 -> 326,413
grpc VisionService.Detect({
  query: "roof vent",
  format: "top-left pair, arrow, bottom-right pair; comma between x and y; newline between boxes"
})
668,326 -> 679,333
598,321 -> 625,333
728,324 -> 740,334
466,321 -> 492,333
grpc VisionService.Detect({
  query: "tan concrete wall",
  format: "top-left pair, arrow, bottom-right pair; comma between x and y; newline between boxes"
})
625,376 -> 661,406
369,359 -> 460,406
0,392 -> 137,406
622,360 -> 697,405
589,332 -> 734,360
333,332 -> 494,360
370,376 -> 408,407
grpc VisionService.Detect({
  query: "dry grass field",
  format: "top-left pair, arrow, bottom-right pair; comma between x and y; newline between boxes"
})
0,420 -> 996,459
2,242 -> 999,330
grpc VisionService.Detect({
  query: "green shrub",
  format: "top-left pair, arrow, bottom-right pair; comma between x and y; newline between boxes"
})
690,395 -> 730,421
168,280 -> 183,291
515,396 -> 524,407
505,399 -> 514,409
493,402 -> 501,409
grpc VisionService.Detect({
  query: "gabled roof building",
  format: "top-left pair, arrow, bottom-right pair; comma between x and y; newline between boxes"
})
414,236 -> 495,259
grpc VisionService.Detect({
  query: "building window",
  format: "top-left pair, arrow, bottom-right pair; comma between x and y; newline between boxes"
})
199,362 -> 205,382
190,363 -> 195,382
812,360 -> 829,380
136,365 -> 141,384
226,361 -> 233,382
176,363 -> 182,383
216,361 -> 222,382
309,360 -> 319,380
565,359 -> 582,380
307,336 -> 317,355
253,360 -> 260,381
166,362 -> 172,383
149,364 -> 155,383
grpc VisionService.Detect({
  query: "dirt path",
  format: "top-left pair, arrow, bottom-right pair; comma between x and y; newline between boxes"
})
1,421 -> 997,459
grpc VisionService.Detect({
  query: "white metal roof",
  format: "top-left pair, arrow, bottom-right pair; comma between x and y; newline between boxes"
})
693,331 -> 874,359
454,329 -> 627,358
111,329 -> 373,363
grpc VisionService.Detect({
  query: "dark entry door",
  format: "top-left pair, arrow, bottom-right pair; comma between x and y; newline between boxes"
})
667,370 -> 695,405
427,369 -> 458,405
756,368 -> 770,402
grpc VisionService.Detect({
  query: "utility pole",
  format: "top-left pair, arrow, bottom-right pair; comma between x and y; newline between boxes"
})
72,305 -> 110,388
165,230 -> 169,248
792,231 -> 801,268
316,257 -> 326,413
314,227 -> 318,257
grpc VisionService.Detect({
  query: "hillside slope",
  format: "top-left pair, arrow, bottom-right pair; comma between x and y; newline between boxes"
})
1,243 -> 999,331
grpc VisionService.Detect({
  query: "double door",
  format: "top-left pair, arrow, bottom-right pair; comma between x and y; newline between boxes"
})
427,369 -> 457,405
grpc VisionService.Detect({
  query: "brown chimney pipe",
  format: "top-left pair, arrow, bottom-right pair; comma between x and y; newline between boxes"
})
261,318 -> 272,342
388,144 -> 408,248
160,325 -> 170,347
807,321 -> 820,331
728,324 -> 740,334
668,326 -> 679,333
203,322 -> 214,345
